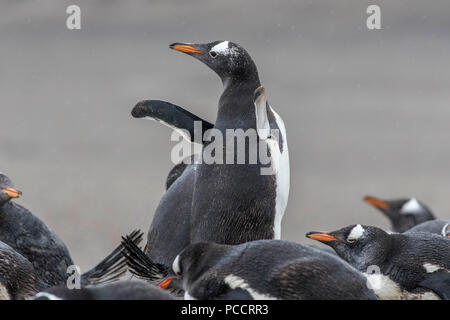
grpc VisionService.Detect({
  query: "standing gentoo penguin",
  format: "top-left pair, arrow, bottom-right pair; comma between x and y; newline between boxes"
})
34,281 -> 177,300
120,236 -> 377,300
0,172 -> 141,287
0,241 -> 47,299
405,219 -> 450,237
364,196 -> 435,232
132,41 -> 289,269
306,224 -> 450,299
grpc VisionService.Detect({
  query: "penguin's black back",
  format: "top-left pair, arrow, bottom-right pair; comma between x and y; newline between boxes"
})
146,165 -> 195,267
383,232 -> 450,291
405,219 -> 449,236
0,201 -> 74,286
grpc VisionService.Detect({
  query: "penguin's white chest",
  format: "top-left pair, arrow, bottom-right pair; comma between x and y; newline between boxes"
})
268,108 -> 290,239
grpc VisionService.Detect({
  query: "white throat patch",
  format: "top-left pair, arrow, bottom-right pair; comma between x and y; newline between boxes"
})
400,198 -> 423,214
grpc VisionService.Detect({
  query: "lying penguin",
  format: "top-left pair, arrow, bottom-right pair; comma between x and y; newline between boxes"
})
363,196 -> 435,233
0,241 -> 47,300
34,280 -> 177,300
130,41 -> 290,274
120,234 -> 377,300
306,224 -> 450,300
0,172 -> 141,287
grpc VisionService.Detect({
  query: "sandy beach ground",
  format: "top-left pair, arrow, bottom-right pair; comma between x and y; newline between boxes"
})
1,0 -> 450,270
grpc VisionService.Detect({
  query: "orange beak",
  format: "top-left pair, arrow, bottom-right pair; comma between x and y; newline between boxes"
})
306,232 -> 338,242
2,188 -> 21,198
170,43 -> 207,57
364,197 -> 390,210
158,278 -> 172,290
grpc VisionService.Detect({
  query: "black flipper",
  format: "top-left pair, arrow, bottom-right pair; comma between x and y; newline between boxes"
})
80,230 -> 143,286
418,269 -> 450,300
121,234 -> 169,283
131,100 -> 214,143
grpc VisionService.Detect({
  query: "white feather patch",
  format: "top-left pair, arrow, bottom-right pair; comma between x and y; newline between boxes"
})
224,274 -> 277,300
34,292 -> 62,300
348,224 -> 365,241
400,198 -> 423,214
211,41 -> 237,56
172,255 -> 181,275
423,263 -> 442,273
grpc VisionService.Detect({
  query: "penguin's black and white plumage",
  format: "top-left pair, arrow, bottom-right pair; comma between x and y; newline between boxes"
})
121,236 -> 377,300
0,172 -> 141,287
132,41 -> 289,270
364,196 -> 435,232
306,224 -> 450,300
34,280 -> 177,300
0,241 -> 47,300
405,219 -> 450,237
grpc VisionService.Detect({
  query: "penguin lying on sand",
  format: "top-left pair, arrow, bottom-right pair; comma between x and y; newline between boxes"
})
307,224 -> 450,300
0,241 -> 47,300
34,280 -> 177,300
363,196 -> 435,233
120,235 -> 377,300
0,172 -> 142,287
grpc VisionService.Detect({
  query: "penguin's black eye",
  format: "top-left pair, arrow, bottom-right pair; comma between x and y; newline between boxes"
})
209,51 -> 217,58
347,238 -> 356,244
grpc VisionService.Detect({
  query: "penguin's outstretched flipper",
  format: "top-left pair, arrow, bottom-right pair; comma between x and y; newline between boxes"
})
418,269 -> 450,300
121,233 -> 169,283
80,230 -> 144,286
131,100 -> 214,143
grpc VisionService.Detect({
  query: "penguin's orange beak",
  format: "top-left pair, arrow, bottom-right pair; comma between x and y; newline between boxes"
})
158,278 -> 172,290
364,196 -> 390,210
306,232 -> 338,242
169,43 -> 207,57
2,188 -> 21,198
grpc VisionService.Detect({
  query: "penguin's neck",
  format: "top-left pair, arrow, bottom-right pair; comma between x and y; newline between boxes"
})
215,77 -> 261,130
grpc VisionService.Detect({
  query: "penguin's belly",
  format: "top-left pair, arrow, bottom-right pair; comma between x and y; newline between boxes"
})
146,165 -> 195,266
191,163 -> 277,244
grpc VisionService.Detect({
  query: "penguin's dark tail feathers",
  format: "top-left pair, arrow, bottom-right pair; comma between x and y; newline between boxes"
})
120,234 -> 169,283
80,230 -> 144,286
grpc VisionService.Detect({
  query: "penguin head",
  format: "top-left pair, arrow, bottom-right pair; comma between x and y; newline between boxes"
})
171,242 -> 233,299
0,173 -> 22,206
169,41 -> 259,84
363,196 -> 434,233
306,224 -> 391,270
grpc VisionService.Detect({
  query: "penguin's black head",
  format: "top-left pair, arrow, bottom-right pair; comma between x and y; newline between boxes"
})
363,196 -> 434,233
169,41 -> 259,84
0,173 -> 22,206
172,242 -> 232,299
306,224 -> 392,270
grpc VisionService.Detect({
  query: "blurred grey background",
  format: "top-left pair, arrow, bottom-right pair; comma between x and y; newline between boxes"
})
1,0 -> 450,270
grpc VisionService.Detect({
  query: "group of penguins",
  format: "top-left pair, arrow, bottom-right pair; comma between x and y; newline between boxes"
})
1,40 -> 449,300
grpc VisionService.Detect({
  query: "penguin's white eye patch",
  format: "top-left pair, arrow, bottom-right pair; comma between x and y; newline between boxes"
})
347,224 -> 365,243
400,198 -> 422,214
209,51 -> 217,58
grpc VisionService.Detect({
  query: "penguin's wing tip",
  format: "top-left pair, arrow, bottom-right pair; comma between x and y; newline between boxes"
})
131,100 -> 155,118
